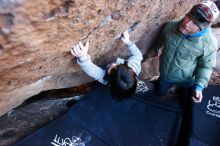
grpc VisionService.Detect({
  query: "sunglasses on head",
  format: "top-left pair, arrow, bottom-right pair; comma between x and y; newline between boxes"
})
189,8 -> 209,23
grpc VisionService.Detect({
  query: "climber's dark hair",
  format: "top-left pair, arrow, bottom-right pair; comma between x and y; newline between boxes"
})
107,61 -> 137,100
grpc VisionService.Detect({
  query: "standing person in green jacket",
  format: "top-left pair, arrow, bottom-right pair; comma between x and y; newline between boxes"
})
154,1 -> 219,103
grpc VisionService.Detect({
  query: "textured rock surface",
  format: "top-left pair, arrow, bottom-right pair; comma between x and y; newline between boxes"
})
0,96 -> 78,146
141,57 -> 160,80
0,81 -> 96,146
0,0 -> 200,117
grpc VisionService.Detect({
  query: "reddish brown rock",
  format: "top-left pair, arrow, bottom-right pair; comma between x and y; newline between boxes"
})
0,0 -> 200,117
141,57 -> 160,80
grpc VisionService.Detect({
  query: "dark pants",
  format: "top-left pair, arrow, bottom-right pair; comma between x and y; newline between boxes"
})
158,77 -> 194,145
158,77 -> 194,95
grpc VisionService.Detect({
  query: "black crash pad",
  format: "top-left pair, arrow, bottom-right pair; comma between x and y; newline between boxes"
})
189,85 -> 220,146
14,81 -> 183,146
13,81 -> 220,146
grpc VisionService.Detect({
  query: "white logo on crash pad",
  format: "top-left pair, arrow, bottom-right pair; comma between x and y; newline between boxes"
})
136,79 -> 149,93
51,134 -> 85,146
206,96 -> 220,118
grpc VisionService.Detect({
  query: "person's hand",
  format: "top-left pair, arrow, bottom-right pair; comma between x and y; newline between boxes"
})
121,30 -> 131,45
192,90 -> 203,103
71,41 -> 89,58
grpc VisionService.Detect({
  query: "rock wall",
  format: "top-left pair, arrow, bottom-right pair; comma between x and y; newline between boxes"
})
0,0 -> 200,117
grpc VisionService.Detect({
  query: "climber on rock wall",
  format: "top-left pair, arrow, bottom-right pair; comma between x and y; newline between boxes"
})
71,31 -> 143,100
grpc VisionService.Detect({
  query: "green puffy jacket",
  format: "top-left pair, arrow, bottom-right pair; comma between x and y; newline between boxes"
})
155,21 -> 217,88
